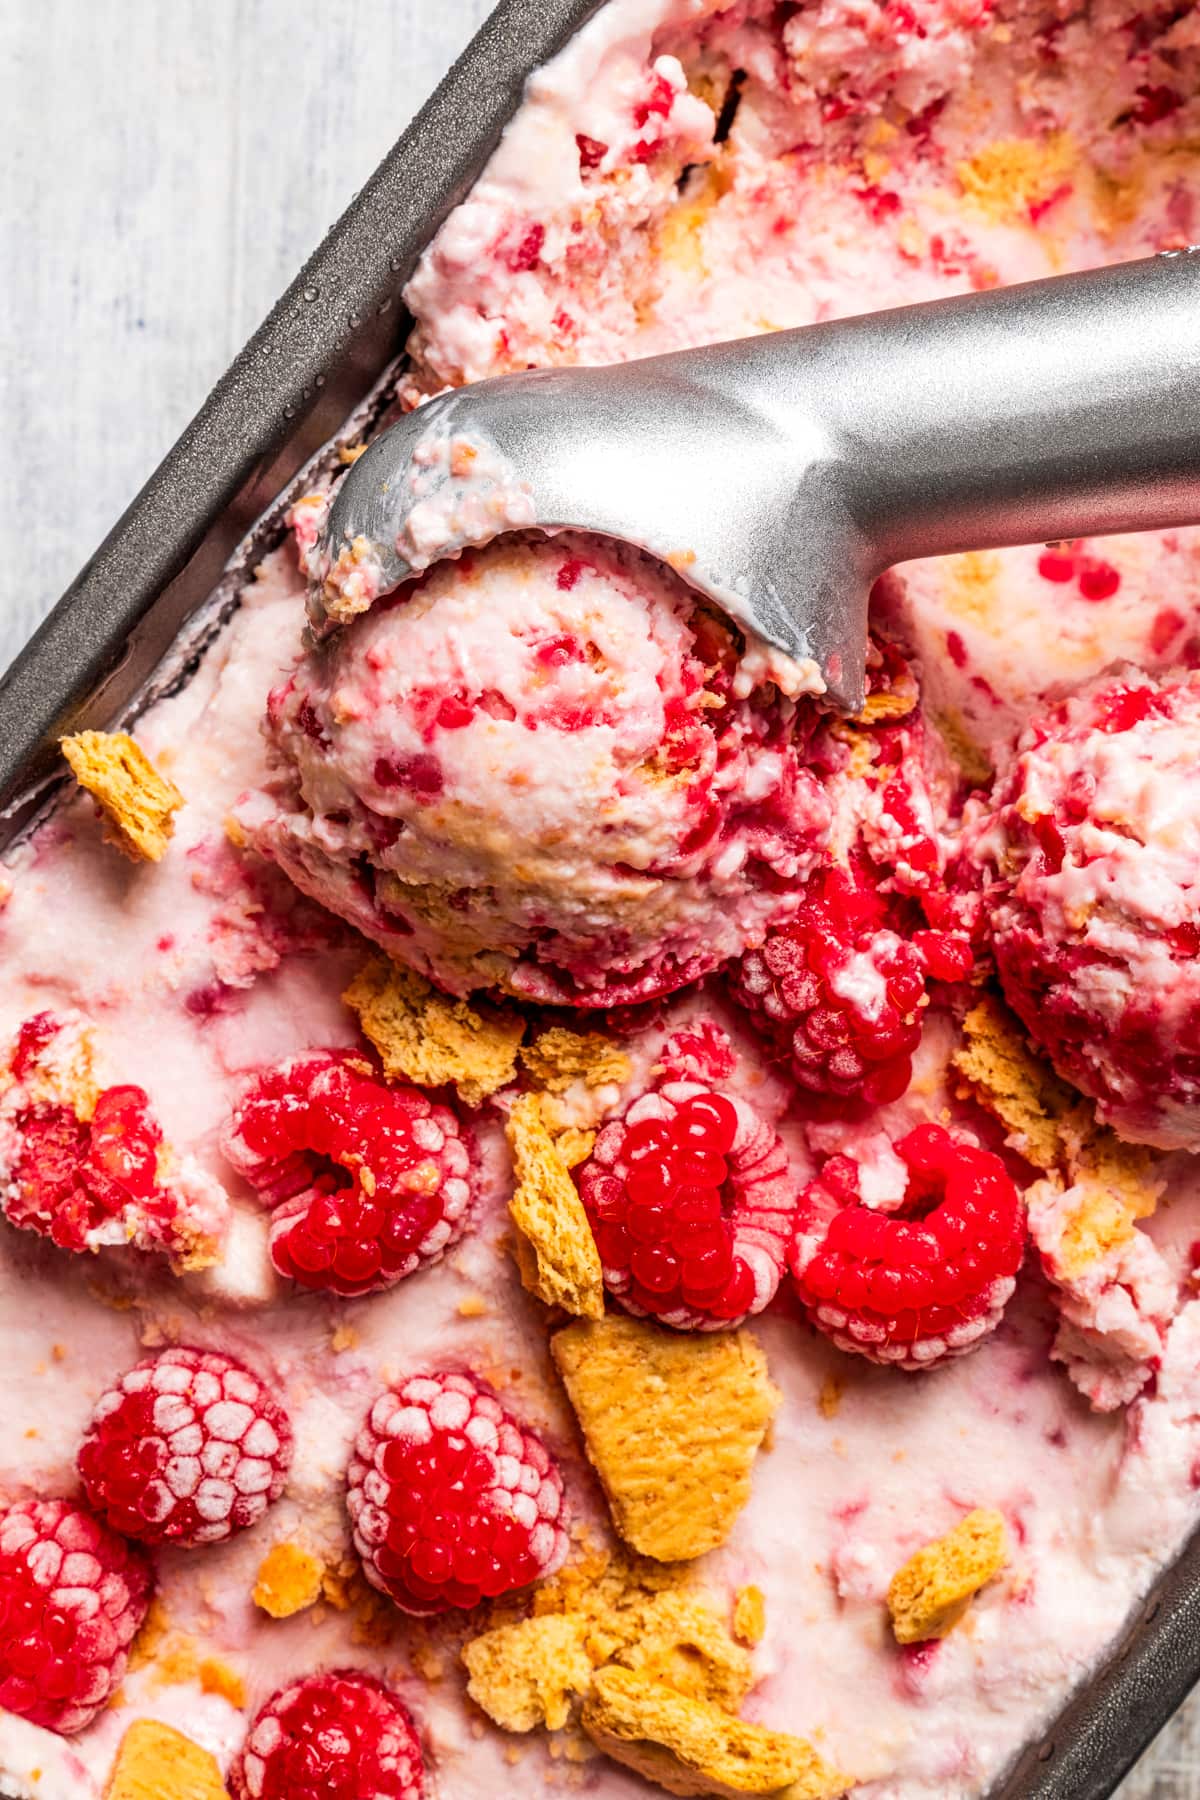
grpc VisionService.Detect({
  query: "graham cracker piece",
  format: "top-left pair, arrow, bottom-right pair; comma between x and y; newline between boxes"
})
732,1587 -> 765,1647
956,133 -> 1075,223
552,1317 -> 779,1561
582,1667 -> 848,1798
952,997 -> 1075,1171
953,997 -> 1161,1259
506,1093 -> 604,1319
463,1560 -> 752,1733
612,1589 -> 753,1711
252,1539 -> 324,1619
104,1719 -> 226,1800
887,1508 -> 1009,1645
464,1612 -> 595,1730
520,1027 -> 631,1094
343,956 -> 524,1106
61,730 -> 183,862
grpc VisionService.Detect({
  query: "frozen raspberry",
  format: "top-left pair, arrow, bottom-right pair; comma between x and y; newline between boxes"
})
965,669 -> 1200,1149
791,1124 -> 1025,1369
577,1077 -> 798,1329
224,1051 -> 475,1296
0,1498 -> 152,1735
733,867 -> 970,1107
0,1013 -> 228,1261
78,1347 -> 293,1548
347,1372 -> 568,1615
230,1670 -> 424,1800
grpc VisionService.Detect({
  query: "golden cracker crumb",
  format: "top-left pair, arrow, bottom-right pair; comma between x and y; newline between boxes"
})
331,1323 -> 360,1352
457,1293 -> 489,1318
520,1028 -> 631,1095
552,1317 -> 778,1562
582,1667 -> 848,1798
61,731 -> 183,863
555,1126 -> 597,1169
411,1642 -> 446,1683
611,1589 -> 752,1712
732,1587 -> 765,1648
952,997 -> 1072,1171
465,1613 -> 595,1731
199,1656 -> 245,1708
855,687 -> 916,723
104,1719 -> 226,1800
343,956 -> 524,1106
817,1374 -> 844,1419
506,1093 -> 604,1319
887,1508 -> 1009,1645
956,133 -> 1074,223
953,997 -> 1162,1256
252,1541 -> 324,1619
465,1567 -> 752,1736
338,441 -> 368,465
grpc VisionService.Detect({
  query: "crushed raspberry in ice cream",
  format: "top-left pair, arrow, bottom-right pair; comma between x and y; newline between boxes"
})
791,1124 -> 1026,1368
779,0 -> 993,132
732,864 -> 970,1107
967,669 -> 1200,1149
240,535 -> 833,1006
0,1012 -> 228,1264
347,1371 -> 568,1615
77,1347 -> 293,1547
0,1498 -> 153,1736
1026,1178 -> 1175,1411
230,1670 -> 424,1800
224,1051 -> 475,1297
577,1074 -> 798,1329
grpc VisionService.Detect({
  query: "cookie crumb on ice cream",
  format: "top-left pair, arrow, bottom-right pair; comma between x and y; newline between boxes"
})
61,730 -> 184,863
887,1508 -> 1009,1644
506,1091 -> 605,1319
105,1719 -> 227,1800
343,955 -> 525,1106
581,1665 -> 849,1799
552,1315 -> 778,1561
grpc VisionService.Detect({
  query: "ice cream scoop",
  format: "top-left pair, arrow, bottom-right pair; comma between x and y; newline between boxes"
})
317,251 -> 1200,711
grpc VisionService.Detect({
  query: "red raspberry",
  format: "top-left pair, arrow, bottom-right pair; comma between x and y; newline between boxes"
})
347,1372 -> 568,1615
577,1078 -> 798,1329
78,1347 -> 293,1548
0,1498 -> 152,1735
231,1670 -> 424,1800
0,1013 -> 228,1260
224,1052 -> 475,1296
791,1124 -> 1025,1369
733,868 -> 968,1107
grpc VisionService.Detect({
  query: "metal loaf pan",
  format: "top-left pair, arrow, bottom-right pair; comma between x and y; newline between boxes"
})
0,2 -> 1196,1793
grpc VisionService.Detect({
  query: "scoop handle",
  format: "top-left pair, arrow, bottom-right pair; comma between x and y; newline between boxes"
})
784,249 -> 1200,566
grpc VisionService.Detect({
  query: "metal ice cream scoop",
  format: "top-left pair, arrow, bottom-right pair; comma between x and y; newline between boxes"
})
318,251 -> 1200,710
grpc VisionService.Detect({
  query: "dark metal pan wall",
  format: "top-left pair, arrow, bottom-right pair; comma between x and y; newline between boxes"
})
0,0 -> 1195,1791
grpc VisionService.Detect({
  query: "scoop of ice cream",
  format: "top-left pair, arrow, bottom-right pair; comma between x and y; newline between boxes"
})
967,668 -> 1200,1149
242,534 -> 833,1005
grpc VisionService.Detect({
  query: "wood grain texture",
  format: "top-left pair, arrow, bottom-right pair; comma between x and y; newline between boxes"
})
0,1 -> 1191,1793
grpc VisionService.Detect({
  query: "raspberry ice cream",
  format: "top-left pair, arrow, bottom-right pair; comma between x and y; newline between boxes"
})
5,0 -> 1200,1796
244,533 -> 832,1005
967,669 -> 1200,1149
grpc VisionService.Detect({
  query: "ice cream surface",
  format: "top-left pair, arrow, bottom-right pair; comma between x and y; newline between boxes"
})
4,0 -> 1200,1797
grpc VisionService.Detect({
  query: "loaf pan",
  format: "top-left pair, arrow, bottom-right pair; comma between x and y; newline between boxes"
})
0,1 -> 1194,1793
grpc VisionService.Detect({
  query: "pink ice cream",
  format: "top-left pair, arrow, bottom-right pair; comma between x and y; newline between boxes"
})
4,0 -> 1200,1795
243,533 -> 832,1005
967,669 -> 1200,1150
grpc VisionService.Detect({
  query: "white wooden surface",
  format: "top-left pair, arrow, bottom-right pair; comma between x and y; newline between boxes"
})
0,2 -> 1190,1793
